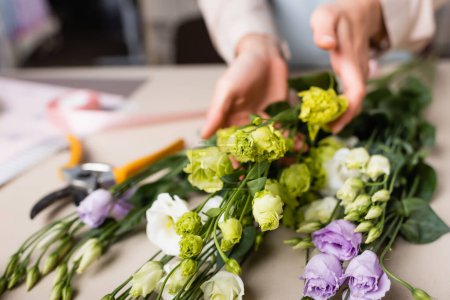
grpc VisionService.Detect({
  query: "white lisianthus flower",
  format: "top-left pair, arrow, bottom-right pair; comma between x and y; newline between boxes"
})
345,147 -> 370,170
252,190 -> 284,232
146,193 -> 189,256
365,155 -> 391,181
199,196 -> 224,223
321,148 -> 362,196
158,260 -> 190,300
201,271 -> 244,300
129,261 -> 164,298
304,197 -> 338,223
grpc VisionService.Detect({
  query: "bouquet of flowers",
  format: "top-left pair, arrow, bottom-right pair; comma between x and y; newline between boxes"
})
1,61 -> 447,300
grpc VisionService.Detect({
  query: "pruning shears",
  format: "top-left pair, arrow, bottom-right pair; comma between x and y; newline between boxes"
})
30,135 -> 185,219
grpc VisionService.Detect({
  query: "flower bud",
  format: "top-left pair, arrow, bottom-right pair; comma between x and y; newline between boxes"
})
0,277 -> 6,295
7,269 -> 24,289
365,206 -> 383,220
280,163 -> 311,198
76,239 -> 102,274
284,237 -> 313,250
129,261 -> 163,298
101,294 -> 116,300
337,178 -> 364,205
37,223 -> 67,249
253,190 -> 284,232
345,194 -> 371,215
354,221 -> 373,233
365,224 -> 382,244
365,155 -> 391,181
53,264 -> 68,285
180,259 -> 197,277
42,253 -> 59,275
56,237 -> 73,259
344,212 -> 360,222
175,211 -> 202,236
297,222 -> 322,234
225,259 -> 241,275
345,148 -> 370,170
26,266 -> 41,291
5,254 -> 20,277
219,218 -> 242,251
412,288 -> 432,300
372,189 -> 390,203
62,285 -> 72,300
179,234 -> 203,259
50,282 -> 63,300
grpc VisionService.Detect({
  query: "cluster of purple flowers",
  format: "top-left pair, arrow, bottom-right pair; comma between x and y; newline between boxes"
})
77,188 -> 134,227
302,220 -> 390,300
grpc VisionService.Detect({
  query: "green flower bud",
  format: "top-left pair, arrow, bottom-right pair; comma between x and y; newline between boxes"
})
175,211 -> 202,236
55,237 -> 73,259
225,259 -> 241,275
284,237 -> 313,250
53,264 -> 68,285
337,177 -> 364,205
251,116 -> 263,125
166,266 -> 189,295
42,253 -> 59,275
0,277 -> 7,295
180,259 -> 197,277
37,223 -> 67,249
365,206 -> 383,220
252,190 -> 284,232
372,189 -> 390,203
5,254 -> 20,277
365,224 -> 383,244
7,267 -> 25,290
26,266 -> 41,291
299,87 -> 348,140
217,126 -> 237,153
62,285 -> 72,300
129,261 -> 163,298
365,155 -> 391,181
101,294 -> 116,300
297,221 -> 322,234
280,163 -> 311,199
412,288 -> 432,300
50,282 -> 63,300
345,147 -> 370,170
304,197 -> 338,224
179,234 -> 203,259
230,124 -> 287,162
219,218 -> 242,249
344,212 -> 360,222
76,238 -> 102,274
345,194 -> 371,215
354,221 -> 373,233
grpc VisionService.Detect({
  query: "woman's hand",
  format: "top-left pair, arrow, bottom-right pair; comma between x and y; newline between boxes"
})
201,34 -> 288,139
311,0 -> 386,132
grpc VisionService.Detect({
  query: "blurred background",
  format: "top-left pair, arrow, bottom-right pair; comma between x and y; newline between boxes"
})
1,0 -> 449,70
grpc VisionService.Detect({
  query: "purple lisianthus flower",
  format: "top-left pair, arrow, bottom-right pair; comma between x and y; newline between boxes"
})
111,199 -> 133,220
342,250 -> 391,300
312,219 -> 362,261
302,253 -> 343,300
77,189 -> 113,227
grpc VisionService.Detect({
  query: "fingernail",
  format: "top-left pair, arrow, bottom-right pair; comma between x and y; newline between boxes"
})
321,35 -> 336,47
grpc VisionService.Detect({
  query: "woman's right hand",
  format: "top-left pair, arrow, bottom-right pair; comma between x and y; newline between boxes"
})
201,34 -> 288,139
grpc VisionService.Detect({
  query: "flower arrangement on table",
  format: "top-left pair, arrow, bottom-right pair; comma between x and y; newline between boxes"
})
1,61 -> 448,300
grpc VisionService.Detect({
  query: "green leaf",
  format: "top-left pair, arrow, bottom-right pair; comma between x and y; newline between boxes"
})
401,197 -> 428,217
204,208 -> 222,218
417,121 -> 436,148
221,170 -> 247,185
414,163 -> 438,202
246,161 -> 270,180
272,104 -> 300,123
247,177 -> 267,196
288,72 -> 337,92
264,101 -> 291,117
401,205 -> 449,244
229,226 -> 257,261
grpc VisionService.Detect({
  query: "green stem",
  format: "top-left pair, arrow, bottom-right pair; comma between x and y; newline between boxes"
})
156,262 -> 181,300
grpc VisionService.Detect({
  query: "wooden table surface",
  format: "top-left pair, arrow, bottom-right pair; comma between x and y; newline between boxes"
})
1,63 -> 449,299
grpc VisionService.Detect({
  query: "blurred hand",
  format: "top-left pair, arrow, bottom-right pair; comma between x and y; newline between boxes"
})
311,0 -> 386,132
201,34 -> 288,139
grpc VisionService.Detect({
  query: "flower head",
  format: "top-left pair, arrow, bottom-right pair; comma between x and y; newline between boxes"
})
343,250 -> 391,300
312,220 -> 362,261
299,87 -> 348,140
129,261 -> 163,298
184,147 -> 232,193
302,253 -> 343,300
175,212 -> 202,236
180,259 -> 197,277
365,155 -> 391,181
280,163 -> 311,199
162,261 -> 190,297
76,238 -> 102,274
217,126 -> 237,153
179,234 -> 203,259
252,190 -> 284,232
371,189 -> 390,203
304,197 -> 338,224
337,177 -> 365,206
146,193 -> 189,256
229,124 -> 287,162
219,218 -> 242,251
345,148 -> 370,170
264,179 -> 294,207
200,271 -> 244,300
77,189 -> 113,228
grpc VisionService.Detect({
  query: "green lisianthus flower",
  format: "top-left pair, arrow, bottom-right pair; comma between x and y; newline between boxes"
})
264,179 -> 296,208
217,126 -> 237,153
219,218 -> 242,251
229,124 -> 287,163
179,234 -> 203,259
184,147 -> 233,193
299,87 -> 348,140
253,190 -> 284,232
280,163 -> 311,199
175,212 -> 202,236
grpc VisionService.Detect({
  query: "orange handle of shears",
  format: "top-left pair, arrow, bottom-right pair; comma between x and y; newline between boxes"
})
112,138 -> 185,184
64,134 -> 84,169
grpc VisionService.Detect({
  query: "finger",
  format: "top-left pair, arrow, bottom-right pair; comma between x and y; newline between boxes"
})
310,4 -> 340,50
259,56 -> 288,110
201,79 -> 235,138
329,17 -> 365,133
